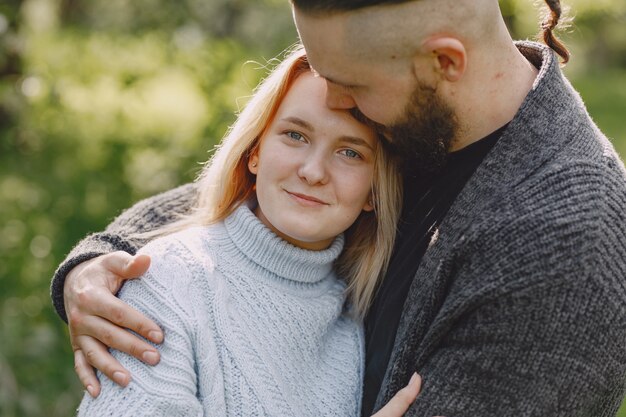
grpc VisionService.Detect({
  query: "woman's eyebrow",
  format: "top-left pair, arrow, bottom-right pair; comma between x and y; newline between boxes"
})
340,136 -> 374,151
281,116 -> 315,131
281,116 -> 373,150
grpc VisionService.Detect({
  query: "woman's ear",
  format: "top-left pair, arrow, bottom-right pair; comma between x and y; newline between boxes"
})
248,153 -> 259,174
420,36 -> 467,82
363,195 -> 375,212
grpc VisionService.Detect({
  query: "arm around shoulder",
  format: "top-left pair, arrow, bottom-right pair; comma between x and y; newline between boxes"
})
50,183 -> 197,321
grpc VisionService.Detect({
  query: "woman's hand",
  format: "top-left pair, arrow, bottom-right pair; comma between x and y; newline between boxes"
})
372,373 -> 444,417
64,251 -> 163,397
372,373 -> 421,417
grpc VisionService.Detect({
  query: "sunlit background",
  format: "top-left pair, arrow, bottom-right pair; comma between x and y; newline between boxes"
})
0,0 -> 625,415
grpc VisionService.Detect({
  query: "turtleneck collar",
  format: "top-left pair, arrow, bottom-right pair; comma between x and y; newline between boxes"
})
223,202 -> 345,284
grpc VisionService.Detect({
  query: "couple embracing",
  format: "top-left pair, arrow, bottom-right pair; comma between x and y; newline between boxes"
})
52,1 -> 626,416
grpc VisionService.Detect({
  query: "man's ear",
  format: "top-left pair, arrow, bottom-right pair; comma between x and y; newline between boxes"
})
419,36 -> 467,82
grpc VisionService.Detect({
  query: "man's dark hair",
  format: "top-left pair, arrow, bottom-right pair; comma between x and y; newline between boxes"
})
291,0 -> 412,12
292,0 -> 570,64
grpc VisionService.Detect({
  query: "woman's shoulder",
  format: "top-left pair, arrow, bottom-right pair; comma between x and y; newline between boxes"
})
123,225 -> 222,314
139,225 -> 220,274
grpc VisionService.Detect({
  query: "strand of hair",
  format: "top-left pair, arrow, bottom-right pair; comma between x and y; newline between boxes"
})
541,0 -> 570,64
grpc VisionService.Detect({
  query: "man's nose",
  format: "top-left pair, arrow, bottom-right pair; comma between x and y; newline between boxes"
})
325,82 -> 356,110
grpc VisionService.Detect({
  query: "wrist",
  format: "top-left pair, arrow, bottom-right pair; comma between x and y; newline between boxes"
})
63,257 -> 100,315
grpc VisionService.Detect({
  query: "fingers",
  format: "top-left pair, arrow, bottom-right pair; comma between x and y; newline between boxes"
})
76,314 -> 161,365
64,252 -> 163,395
101,252 -> 151,280
84,290 -> 163,344
76,334 -> 132,388
64,253 -> 149,313
372,372 -> 422,417
74,349 -> 100,397
65,256 -> 163,345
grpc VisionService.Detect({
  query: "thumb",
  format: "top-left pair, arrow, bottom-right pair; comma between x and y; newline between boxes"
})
102,251 -> 151,279
124,254 -> 151,277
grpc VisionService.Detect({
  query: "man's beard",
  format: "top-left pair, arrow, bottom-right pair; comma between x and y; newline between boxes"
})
349,81 -> 458,175
386,81 -> 458,175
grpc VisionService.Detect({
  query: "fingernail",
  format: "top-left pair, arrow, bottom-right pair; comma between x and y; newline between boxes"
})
113,371 -> 129,386
86,385 -> 96,397
143,350 -> 159,365
149,330 -> 163,343
408,372 -> 419,387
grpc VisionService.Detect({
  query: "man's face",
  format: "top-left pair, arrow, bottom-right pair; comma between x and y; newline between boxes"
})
293,7 -> 416,126
293,7 -> 458,172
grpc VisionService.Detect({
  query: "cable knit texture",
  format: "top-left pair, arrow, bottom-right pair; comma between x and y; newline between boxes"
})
54,42 -> 626,416
77,203 -> 364,417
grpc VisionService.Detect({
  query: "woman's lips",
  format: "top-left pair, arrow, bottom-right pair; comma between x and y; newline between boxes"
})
286,190 -> 329,206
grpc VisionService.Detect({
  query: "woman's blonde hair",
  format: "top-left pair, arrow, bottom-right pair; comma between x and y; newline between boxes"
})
144,44 -> 402,317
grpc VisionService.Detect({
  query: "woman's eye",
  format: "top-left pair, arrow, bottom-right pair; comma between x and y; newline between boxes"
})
286,131 -> 304,141
340,149 -> 361,159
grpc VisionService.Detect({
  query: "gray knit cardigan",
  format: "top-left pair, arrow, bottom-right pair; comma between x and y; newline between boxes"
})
52,42 -> 626,416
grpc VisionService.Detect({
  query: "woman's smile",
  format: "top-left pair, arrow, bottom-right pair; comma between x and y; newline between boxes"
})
285,189 -> 330,207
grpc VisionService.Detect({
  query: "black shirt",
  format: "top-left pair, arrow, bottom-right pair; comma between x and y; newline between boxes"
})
361,126 -> 506,416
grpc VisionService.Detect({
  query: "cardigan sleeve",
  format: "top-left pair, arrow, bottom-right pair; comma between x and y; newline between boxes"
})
77,237 -> 207,416
50,183 -> 197,322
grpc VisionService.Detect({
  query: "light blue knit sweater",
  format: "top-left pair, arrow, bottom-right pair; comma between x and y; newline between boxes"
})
77,203 -> 364,416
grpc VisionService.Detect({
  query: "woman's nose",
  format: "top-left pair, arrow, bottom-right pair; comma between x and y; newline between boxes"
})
297,152 -> 330,185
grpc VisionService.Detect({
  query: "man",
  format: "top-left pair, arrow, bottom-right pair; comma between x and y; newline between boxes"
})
52,1 -> 626,415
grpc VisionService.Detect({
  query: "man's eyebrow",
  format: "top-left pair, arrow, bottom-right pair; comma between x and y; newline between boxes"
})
281,116 -> 315,131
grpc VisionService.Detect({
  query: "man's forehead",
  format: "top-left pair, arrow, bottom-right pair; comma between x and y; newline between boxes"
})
293,8 -> 348,48
302,47 -> 365,89
294,3 -> 412,65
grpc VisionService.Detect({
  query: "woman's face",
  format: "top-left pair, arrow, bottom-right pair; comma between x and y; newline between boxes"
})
248,71 -> 377,250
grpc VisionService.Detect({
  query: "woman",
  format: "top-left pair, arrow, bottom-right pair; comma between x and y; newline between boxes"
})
78,45 -> 409,416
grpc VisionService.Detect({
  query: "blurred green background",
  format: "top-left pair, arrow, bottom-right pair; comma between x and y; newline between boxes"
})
0,0 -> 624,415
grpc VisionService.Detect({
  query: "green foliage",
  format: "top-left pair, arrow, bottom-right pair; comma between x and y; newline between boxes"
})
0,0 -> 625,415
571,70 -> 626,158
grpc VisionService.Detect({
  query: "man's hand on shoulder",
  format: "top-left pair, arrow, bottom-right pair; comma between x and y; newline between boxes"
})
64,251 -> 164,397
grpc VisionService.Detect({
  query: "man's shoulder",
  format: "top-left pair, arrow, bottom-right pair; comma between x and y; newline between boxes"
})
460,142 -> 626,288
440,145 -> 626,308
520,130 -> 625,213
486,159 -> 624,242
